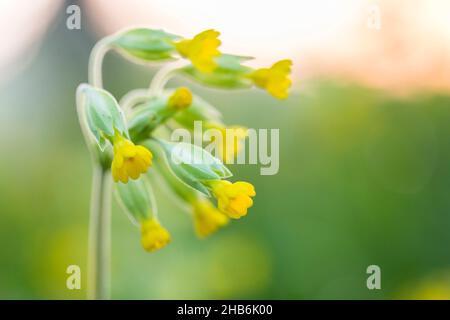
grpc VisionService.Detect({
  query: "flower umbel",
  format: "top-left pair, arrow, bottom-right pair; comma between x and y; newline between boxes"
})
78,26 -> 293,299
111,131 -> 153,183
175,29 -> 221,73
168,87 -> 193,110
209,180 -> 256,219
250,59 -> 292,99
192,198 -> 229,238
140,218 -> 171,252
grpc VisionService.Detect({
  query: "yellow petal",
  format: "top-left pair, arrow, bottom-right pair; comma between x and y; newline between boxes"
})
272,59 -> 292,73
141,219 -> 171,252
234,181 -> 256,197
193,200 -> 229,238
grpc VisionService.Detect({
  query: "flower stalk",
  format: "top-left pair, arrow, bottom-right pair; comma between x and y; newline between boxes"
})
87,165 -> 112,300
85,37 -> 114,300
88,36 -> 114,88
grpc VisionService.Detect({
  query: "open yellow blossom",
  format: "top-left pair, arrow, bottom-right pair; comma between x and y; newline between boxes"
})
175,29 -> 221,73
192,199 -> 229,238
209,180 -> 256,219
168,87 -> 193,110
250,59 -> 292,99
140,218 -> 171,252
111,131 -> 152,183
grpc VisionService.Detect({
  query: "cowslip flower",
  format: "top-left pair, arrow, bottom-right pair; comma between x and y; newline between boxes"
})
140,218 -> 171,252
168,87 -> 193,110
175,29 -> 221,73
206,123 -> 247,163
111,130 -> 153,183
192,198 -> 229,238
250,59 -> 292,99
208,180 -> 256,219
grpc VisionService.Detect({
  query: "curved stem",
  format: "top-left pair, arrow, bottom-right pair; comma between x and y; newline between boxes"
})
148,60 -> 187,96
85,35 -> 115,300
119,88 -> 151,114
87,165 -> 112,300
89,36 -> 113,88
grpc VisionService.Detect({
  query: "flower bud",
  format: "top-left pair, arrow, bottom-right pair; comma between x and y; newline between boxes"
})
112,28 -> 180,62
168,87 -> 193,110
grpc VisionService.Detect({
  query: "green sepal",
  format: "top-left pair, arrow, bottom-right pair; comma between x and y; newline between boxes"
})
112,28 -> 181,62
158,140 -> 232,195
179,54 -> 254,89
173,94 -> 223,129
127,91 -> 182,140
81,85 -> 128,151
143,139 -> 210,197
115,177 -> 156,225
127,96 -> 167,138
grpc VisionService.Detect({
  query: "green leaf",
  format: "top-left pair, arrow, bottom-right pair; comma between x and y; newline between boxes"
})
82,85 -> 127,150
112,28 -> 181,62
115,177 -> 156,224
179,54 -> 254,89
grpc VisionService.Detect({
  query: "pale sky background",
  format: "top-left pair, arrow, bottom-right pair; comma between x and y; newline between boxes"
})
1,0 -> 450,92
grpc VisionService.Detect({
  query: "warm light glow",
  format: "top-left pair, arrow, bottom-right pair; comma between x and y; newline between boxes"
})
0,0 -> 62,83
85,0 -> 364,74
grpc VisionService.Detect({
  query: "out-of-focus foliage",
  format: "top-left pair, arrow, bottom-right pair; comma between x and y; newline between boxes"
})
2,15 -> 450,300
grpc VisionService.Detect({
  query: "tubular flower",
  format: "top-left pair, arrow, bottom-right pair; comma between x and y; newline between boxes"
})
192,199 -> 229,238
168,87 -> 193,110
140,218 -> 171,252
175,29 -> 221,73
111,131 -> 153,183
209,180 -> 256,219
250,59 -> 292,99
207,123 -> 248,163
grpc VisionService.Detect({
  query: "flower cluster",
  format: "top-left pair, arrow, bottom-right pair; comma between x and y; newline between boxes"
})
77,28 -> 292,254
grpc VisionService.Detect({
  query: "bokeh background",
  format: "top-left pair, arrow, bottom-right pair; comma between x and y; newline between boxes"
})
1,0 -> 450,299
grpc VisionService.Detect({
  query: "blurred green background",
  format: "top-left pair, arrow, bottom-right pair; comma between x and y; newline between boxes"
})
1,2 -> 450,300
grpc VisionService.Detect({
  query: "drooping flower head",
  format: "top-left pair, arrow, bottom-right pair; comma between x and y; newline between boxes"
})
140,218 -> 171,252
111,131 -> 152,183
250,59 -> 292,99
192,198 -> 229,238
168,87 -> 193,110
175,29 -> 221,73
209,180 -> 256,219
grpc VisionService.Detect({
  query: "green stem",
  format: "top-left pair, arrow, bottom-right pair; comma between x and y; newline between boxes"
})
89,36 -> 114,88
84,35 -> 115,300
148,60 -> 187,96
87,165 -> 112,300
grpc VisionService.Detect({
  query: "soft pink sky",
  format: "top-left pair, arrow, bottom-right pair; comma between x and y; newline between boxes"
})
2,0 -> 450,92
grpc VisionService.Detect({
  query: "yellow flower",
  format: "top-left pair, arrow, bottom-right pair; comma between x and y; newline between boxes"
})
210,180 -> 256,219
140,218 -> 171,252
168,87 -> 193,110
175,29 -> 221,73
207,123 -> 247,163
111,131 -> 152,183
250,59 -> 292,99
192,199 -> 229,238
